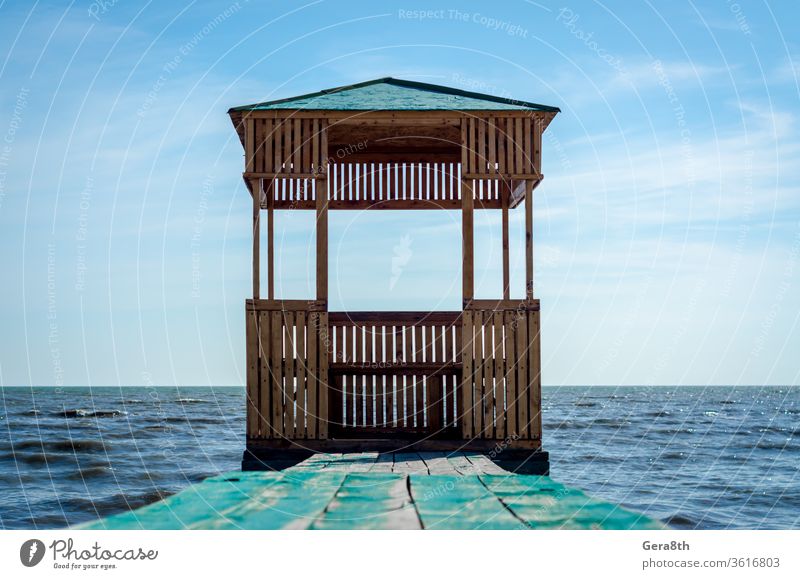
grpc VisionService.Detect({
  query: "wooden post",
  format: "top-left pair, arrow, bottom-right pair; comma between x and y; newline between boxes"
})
316,169 -> 328,300
267,180 -> 274,300
461,120 -> 474,304
524,179 -> 534,300
251,178 -> 260,299
501,179 -> 510,300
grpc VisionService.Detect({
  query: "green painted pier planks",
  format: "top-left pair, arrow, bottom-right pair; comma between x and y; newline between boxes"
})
79,453 -> 664,530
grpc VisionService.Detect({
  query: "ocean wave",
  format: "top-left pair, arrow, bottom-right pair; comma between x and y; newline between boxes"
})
176,398 -> 209,404
13,439 -> 108,453
66,466 -> 114,480
58,409 -> 127,418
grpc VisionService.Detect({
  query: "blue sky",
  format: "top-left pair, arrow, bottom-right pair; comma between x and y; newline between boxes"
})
0,0 -> 798,386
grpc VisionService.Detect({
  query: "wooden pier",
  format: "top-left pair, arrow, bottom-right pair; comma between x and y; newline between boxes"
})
229,78 -> 561,471
81,453 -> 664,530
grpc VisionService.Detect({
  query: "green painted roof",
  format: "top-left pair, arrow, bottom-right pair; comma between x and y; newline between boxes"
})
229,77 -> 560,113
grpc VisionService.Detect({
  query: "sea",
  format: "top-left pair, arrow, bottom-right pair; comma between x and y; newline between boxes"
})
0,386 -> 797,529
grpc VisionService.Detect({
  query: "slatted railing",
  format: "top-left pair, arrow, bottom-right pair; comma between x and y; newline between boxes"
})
245,300 -> 329,440
328,312 -> 462,436
460,300 -> 542,441
245,304 -> 541,444
254,163 -> 506,209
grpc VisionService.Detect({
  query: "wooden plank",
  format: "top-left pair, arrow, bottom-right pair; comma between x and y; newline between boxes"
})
258,311 -> 271,438
461,310 -> 474,438
504,311 -> 518,439
483,313 -> 494,439
505,118 -> 514,176
496,118 -> 506,174
493,311 -> 504,440
273,120 -> 282,173
473,311 -> 484,438
523,116 -> 532,174
428,375 -> 442,433
312,118 -> 320,174
293,118 -> 302,173
488,118 -> 496,174
318,312 -> 329,438
296,311 -> 307,439
246,309 -> 259,438
245,118 -> 255,173
271,311 -> 284,437
477,118 -> 486,174
517,308 -> 529,438
284,311 -> 295,439
514,117 -> 523,174
263,119 -> 274,173
301,119 -> 310,176
283,118 -> 293,174
530,310 -> 542,442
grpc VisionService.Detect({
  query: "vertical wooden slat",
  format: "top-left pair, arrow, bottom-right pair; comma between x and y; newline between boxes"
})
493,310 -> 504,440
428,375 -> 442,433
514,117 -> 523,175
488,118 -> 496,174
246,308 -> 259,438
524,116 -> 532,174
473,311 -> 485,438
311,119 -> 320,175
318,311 -> 329,439
505,118 -> 515,175
460,310 -> 473,438
468,117 -> 477,174
263,119 -> 273,173
301,119 -> 310,173
296,311 -> 307,438
245,118 -> 255,173
534,115 -> 542,175
292,119 -> 306,173
504,311 -> 518,439
273,120 -> 282,173
517,309 -> 529,438
525,179 -> 534,300
271,311 -> 284,437
483,313 -> 494,439
365,325 -> 374,427
283,312 -> 295,438
307,312 -> 318,438
284,119 -> 293,173
530,310 -> 542,443
478,119 -> 486,174
497,118 -> 506,175
259,310 -> 271,438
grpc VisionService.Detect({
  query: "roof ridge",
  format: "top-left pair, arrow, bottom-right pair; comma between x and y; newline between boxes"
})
229,78 -> 559,113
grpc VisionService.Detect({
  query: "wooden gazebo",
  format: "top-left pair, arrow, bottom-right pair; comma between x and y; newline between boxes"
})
229,78 -> 559,473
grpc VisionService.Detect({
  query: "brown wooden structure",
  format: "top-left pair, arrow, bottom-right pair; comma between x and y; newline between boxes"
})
229,78 -> 559,472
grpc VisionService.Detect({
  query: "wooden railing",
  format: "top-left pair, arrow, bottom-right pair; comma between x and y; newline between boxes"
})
245,300 -> 329,440
461,300 -> 541,441
245,302 -> 541,444
248,162 -> 508,210
328,312 -> 461,437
